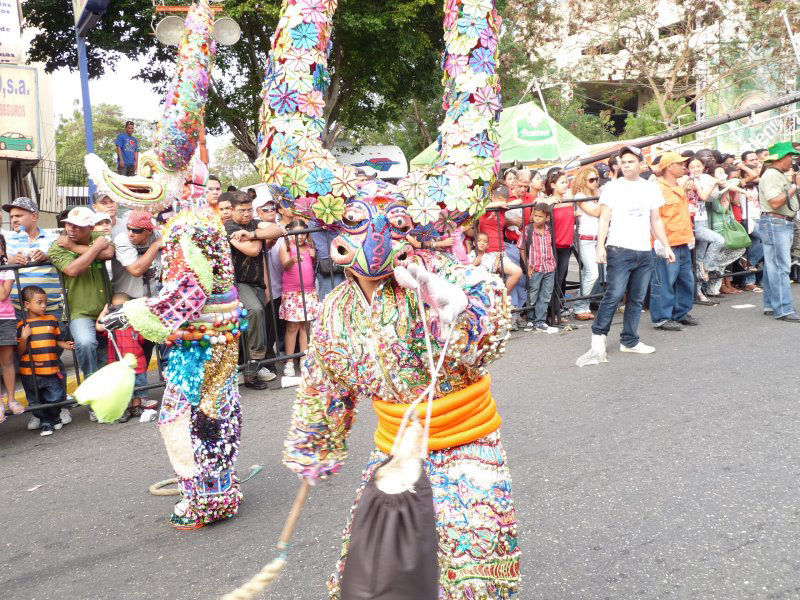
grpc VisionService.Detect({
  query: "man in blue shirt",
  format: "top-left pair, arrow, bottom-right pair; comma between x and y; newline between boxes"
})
115,121 -> 139,176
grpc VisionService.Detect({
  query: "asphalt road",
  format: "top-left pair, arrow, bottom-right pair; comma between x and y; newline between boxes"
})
2,287 -> 799,600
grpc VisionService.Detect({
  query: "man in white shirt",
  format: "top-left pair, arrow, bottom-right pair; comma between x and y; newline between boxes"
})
577,146 -> 674,366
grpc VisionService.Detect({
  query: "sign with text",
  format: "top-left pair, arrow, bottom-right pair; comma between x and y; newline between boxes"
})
0,0 -> 22,64
0,65 -> 40,160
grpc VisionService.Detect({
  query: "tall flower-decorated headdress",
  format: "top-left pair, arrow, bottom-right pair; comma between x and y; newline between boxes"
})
85,0 -> 216,213
257,0 -> 502,278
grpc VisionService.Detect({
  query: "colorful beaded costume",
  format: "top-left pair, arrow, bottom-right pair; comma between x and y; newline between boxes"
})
86,0 -> 244,530
259,0 -> 520,596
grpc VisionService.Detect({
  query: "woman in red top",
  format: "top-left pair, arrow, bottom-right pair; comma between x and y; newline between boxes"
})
543,170 -> 575,323
473,184 -> 522,295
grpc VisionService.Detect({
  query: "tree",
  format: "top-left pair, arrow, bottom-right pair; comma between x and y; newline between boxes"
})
24,0 -> 445,162
622,98 -> 694,138
519,0 -> 800,129
210,142 -> 260,189
55,102 -> 155,168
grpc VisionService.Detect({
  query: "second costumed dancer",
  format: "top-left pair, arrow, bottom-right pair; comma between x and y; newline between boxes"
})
255,0 -> 520,597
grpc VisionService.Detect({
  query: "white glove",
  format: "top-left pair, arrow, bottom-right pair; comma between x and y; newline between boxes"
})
394,263 -> 468,329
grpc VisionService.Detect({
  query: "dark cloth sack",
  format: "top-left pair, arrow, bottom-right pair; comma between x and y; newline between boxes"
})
340,459 -> 439,600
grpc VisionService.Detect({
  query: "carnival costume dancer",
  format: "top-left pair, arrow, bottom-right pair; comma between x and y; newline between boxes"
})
86,0 -> 244,530
256,0 -> 520,596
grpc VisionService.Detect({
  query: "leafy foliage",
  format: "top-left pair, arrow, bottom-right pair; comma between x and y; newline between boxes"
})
56,103 -> 154,168
24,0 -> 445,162
209,142 -> 260,189
622,98 -> 694,139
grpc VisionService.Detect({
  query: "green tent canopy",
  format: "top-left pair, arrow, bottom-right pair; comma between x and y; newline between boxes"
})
410,101 -> 589,168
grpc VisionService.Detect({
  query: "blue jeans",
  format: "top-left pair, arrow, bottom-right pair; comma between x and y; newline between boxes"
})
525,270 -> 555,325
744,224 -> 763,286
592,246 -> 653,347
759,215 -> 796,317
21,373 -> 66,427
649,245 -> 695,324
69,317 -> 103,379
574,240 -> 602,314
504,242 -> 527,309
316,269 -> 345,300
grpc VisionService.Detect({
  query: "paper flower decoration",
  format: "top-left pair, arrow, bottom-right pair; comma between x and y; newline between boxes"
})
298,0 -> 326,24
407,195 -> 441,227
290,23 -> 319,49
469,48 -> 496,75
271,133 -> 299,166
444,182 -> 471,212
307,166 -> 333,195
463,0 -> 493,17
297,90 -> 325,118
458,15 -> 488,38
331,169 -> 359,198
312,194 -> 345,224
268,82 -> 298,114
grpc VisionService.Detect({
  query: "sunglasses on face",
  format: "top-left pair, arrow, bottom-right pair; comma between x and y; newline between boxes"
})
128,227 -> 147,234
587,177 -> 599,183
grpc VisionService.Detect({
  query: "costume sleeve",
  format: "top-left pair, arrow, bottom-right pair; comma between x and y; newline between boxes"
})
283,327 -> 356,481
427,252 -> 510,371
122,234 -> 213,344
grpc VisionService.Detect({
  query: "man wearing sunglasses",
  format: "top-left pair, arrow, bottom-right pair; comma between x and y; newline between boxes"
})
111,210 -> 163,300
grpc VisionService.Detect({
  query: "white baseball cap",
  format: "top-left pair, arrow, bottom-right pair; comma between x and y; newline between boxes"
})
62,206 -> 96,227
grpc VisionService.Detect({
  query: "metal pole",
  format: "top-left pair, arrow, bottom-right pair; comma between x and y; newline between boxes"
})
534,79 -> 564,162
578,91 -> 800,166
783,12 -> 800,68
75,28 -> 96,206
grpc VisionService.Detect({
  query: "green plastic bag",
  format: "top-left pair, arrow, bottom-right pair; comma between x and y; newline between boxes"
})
73,354 -> 138,423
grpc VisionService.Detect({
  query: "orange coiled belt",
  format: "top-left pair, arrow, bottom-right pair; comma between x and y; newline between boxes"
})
373,375 -> 502,454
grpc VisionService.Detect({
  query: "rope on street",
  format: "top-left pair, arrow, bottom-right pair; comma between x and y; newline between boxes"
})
148,465 -> 265,496
221,480 -> 310,600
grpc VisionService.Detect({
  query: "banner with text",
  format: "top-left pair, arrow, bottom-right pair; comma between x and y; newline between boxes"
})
0,0 -> 22,64
0,65 -> 40,160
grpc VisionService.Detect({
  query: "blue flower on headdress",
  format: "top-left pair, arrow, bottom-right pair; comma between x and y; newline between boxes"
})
313,64 -> 330,94
427,175 -> 448,203
291,23 -> 319,50
270,133 -> 299,166
306,115 -> 326,132
468,132 -> 494,158
457,15 -> 487,38
268,82 -> 298,114
269,185 -> 295,208
307,167 -> 334,195
262,58 -> 283,95
469,47 -> 496,75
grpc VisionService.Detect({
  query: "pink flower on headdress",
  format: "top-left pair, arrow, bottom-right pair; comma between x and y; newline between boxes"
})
298,0 -> 326,24
472,86 -> 501,115
445,54 -> 469,78
283,47 -> 314,71
297,90 -> 325,118
443,0 -> 459,29
435,208 -> 462,234
397,170 -> 428,201
445,164 -> 473,191
479,27 -> 497,51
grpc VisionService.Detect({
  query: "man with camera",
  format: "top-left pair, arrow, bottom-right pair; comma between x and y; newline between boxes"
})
758,142 -> 800,322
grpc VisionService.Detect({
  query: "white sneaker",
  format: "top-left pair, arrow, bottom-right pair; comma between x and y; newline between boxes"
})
620,342 -> 655,354
283,362 -> 295,377
59,408 -> 72,425
256,367 -> 277,382
89,411 -> 98,422
575,334 -> 608,367
27,415 -> 40,430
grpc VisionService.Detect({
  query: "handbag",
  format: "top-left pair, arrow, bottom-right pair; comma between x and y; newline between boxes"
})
340,420 -> 439,600
316,256 -> 344,276
719,209 -> 751,250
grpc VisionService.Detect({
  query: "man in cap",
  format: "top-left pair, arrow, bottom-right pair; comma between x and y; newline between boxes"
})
93,191 -> 128,239
576,146 -> 674,366
650,151 -> 698,331
757,141 -> 800,322
112,210 -> 162,300
3,197 -> 62,319
49,207 -> 115,382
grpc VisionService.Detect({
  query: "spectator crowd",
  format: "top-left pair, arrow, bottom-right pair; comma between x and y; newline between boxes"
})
2,141 -> 799,433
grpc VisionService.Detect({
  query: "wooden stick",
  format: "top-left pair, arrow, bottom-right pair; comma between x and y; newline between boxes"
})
221,481 -> 310,600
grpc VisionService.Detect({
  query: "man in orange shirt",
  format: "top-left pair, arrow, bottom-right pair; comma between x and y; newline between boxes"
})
651,151 -> 698,330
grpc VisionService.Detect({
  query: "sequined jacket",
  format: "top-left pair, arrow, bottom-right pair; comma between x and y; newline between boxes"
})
123,209 -> 235,343
283,252 -> 511,480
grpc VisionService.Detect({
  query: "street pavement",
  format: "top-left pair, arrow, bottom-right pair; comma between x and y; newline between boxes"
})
2,287 -> 799,600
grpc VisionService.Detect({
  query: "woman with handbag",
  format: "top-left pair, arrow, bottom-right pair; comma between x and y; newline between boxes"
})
708,180 -> 750,295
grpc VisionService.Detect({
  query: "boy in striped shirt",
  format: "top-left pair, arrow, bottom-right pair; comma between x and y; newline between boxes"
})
16,286 -> 74,436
